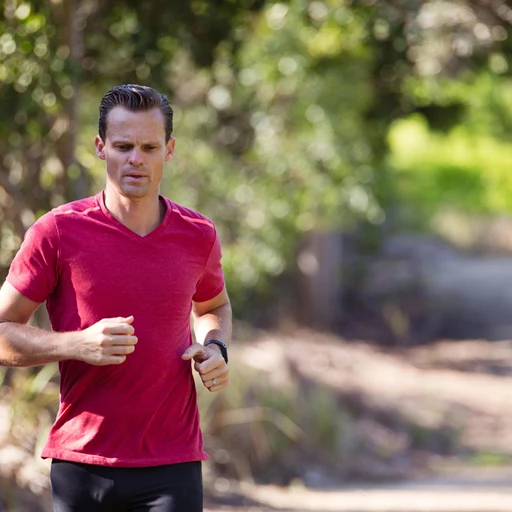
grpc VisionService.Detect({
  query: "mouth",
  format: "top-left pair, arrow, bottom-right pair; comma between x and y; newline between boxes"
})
125,173 -> 148,180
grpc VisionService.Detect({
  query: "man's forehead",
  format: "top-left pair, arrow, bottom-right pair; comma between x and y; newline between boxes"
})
106,106 -> 165,123
105,107 -> 166,139
109,136 -> 162,144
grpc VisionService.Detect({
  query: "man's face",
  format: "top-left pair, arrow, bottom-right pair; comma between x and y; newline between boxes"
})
95,107 -> 175,200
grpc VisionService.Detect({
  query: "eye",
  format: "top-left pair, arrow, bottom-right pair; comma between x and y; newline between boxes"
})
143,146 -> 157,152
116,144 -> 130,151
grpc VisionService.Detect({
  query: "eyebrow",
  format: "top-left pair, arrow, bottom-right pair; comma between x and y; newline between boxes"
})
111,139 -> 161,146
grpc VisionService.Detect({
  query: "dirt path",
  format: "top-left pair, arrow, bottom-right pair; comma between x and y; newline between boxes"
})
202,332 -> 512,512
205,467 -> 512,511
238,333 -> 512,457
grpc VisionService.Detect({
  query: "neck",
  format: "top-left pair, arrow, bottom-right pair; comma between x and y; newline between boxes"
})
104,189 -> 164,236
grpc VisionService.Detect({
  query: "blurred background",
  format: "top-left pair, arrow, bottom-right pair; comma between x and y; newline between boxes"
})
2,0 -> 512,510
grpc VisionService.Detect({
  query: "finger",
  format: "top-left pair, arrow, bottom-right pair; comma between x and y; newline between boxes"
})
104,323 -> 136,335
108,344 -> 136,356
182,343 -> 206,361
102,316 -> 134,324
196,356 -> 226,375
93,355 -> 127,366
207,377 -> 229,392
205,375 -> 225,386
194,361 -> 207,374
199,367 -> 227,382
205,376 -> 220,387
108,355 -> 127,365
107,335 -> 138,346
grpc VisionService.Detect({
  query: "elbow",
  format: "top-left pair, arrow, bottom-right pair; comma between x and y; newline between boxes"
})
0,351 -> 26,368
0,323 -> 26,367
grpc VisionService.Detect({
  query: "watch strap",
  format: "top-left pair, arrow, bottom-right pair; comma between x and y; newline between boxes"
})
204,339 -> 228,364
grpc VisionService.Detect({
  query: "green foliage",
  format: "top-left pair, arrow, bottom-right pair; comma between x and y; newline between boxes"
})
467,451 -> 512,467
1,365 -> 59,453
389,73 -> 512,224
52,0 -> 388,312
2,0 -> 512,310
154,0 -> 385,308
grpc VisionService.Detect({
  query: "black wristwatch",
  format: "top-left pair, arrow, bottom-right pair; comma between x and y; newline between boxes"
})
204,340 -> 228,364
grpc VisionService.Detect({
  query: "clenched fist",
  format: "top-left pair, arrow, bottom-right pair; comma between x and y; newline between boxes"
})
75,316 -> 138,366
182,342 -> 229,392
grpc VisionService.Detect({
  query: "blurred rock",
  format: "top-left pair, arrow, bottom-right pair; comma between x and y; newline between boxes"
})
355,234 -> 512,342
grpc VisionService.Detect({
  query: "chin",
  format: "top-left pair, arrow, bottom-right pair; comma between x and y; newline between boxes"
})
120,186 -> 151,199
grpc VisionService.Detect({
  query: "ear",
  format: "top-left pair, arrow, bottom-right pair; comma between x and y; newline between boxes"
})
95,135 -> 106,160
165,137 -> 176,162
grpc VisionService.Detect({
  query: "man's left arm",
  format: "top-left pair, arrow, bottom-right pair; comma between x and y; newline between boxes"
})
182,286 -> 232,392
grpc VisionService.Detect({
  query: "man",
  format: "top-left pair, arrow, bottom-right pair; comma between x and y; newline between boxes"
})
0,84 -> 231,511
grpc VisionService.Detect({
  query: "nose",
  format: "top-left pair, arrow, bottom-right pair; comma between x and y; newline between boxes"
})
128,148 -> 143,167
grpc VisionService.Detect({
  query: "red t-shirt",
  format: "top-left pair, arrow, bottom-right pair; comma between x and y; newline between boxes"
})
7,191 -> 225,467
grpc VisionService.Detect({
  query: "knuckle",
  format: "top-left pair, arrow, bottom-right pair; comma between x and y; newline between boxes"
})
99,335 -> 110,345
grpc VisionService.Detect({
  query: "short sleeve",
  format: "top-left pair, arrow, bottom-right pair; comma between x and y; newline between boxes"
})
6,212 -> 60,303
193,228 -> 225,303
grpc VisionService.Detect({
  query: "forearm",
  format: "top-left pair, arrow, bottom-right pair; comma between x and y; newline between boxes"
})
0,322 -> 76,367
193,303 -> 232,346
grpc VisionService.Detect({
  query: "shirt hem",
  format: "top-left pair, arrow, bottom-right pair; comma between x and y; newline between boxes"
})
5,275 -> 45,304
41,448 -> 210,468
193,282 -> 225,303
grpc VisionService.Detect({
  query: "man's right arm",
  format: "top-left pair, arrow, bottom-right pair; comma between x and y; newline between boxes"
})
0,281 -> 138,367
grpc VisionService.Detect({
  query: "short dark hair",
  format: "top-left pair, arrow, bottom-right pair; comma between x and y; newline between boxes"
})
98,84 -> 174,142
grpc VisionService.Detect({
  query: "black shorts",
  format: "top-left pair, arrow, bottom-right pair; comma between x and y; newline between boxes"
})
50,459 -> 203,512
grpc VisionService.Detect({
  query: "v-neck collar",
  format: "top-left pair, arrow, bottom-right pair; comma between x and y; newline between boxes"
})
97,191 -> 173,241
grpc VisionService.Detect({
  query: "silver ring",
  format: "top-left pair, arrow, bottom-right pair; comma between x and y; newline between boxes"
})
211,378 -> 217,387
